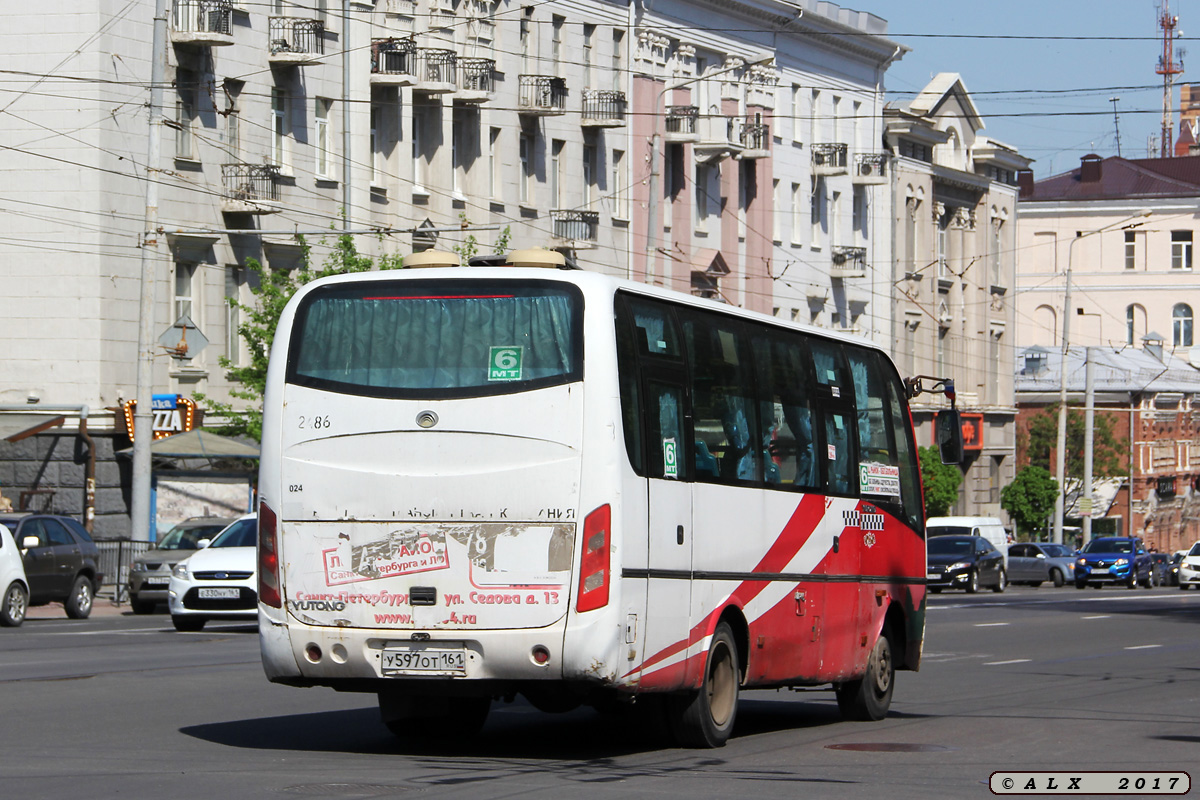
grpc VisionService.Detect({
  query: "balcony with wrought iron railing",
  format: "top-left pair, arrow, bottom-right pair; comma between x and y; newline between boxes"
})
581,90 -> 626,127
664,105 -> 699,143
268,18 -> 324,64
370,38 -> 416,86
812,143 -> 849,175
456,58 -> 496,103
519,75 -> 568,116
551,209 -> 599,247
830,245 -> 867,277
853,153 -> 889,184
171,0 -> 233,46
411,48 -> 457,94
737,118 -> 770,159
221,164 -> 282,213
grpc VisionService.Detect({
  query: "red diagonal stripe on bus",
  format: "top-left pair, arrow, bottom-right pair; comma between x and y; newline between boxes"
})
626,494 -> 827,680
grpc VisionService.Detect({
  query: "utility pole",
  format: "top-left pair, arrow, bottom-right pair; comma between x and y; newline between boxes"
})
131,0 -> 171,542
1082,348 -> 1095,546
342,0 -> 351,231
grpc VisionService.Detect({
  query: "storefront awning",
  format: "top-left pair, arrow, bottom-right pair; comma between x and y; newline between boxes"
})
0,413 -> 66,443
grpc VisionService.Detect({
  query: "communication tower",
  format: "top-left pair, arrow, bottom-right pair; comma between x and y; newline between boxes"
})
1157,1 -> 1186,158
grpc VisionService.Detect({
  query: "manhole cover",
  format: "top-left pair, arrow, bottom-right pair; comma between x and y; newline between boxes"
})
825,743 -> 956,753
280,784 -> 414,797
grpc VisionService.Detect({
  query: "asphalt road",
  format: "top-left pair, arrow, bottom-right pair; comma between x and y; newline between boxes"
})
2,586 -> 1197,800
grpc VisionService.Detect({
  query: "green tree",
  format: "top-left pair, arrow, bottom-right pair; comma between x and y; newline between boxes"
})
196,233 -> 402,441
1022,403 -> 1127,511
919,446 -> 963,517
1000,465 -> 1060,539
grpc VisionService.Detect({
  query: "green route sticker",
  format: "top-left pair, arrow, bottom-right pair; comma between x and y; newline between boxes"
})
488,346 -> 523,381
663,437 -> 678,478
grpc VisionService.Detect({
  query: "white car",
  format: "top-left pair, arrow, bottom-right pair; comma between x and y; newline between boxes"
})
168,513 -> 258,631
0,523 -> 30,627
1179,541 -> 1200,590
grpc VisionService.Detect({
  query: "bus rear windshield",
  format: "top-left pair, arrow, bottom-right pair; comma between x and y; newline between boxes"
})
287,279 -> 583,399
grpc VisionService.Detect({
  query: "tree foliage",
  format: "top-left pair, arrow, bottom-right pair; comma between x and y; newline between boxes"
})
1000,465 -> 1059,538
919,446 -> 963,518
1023,404 -> 1125,477
196,233 -> 402,441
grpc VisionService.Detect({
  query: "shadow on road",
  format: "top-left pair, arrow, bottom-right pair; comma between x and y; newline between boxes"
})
181,696 -> 868,760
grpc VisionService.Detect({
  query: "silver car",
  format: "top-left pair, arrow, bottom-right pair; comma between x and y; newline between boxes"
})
1007,542 -> 1077,587
127,517 -> 234,613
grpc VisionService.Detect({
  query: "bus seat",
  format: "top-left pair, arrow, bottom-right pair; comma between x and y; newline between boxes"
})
694,440 -> 719,478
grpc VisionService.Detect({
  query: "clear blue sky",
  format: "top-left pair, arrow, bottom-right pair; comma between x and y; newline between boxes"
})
861,0 -> 1190,177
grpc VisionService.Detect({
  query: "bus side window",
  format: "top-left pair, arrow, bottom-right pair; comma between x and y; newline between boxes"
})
823,409 -> 854,495
846,346 -> 894,466
884,360 -> 923,531
618,294 -> 688,480
681,312 -> 761,485
614,299 -> 644,473
751,332 -> 817,489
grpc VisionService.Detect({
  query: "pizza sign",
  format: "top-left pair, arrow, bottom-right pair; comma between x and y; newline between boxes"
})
121,395 -> 197,441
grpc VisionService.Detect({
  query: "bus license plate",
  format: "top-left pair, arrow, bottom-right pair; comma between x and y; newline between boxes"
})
381,648 -> 467,676
198,587 -> 240,599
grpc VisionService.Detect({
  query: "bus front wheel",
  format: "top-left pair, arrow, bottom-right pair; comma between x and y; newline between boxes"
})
835,626 -> 895,721
668,620 -> 740,748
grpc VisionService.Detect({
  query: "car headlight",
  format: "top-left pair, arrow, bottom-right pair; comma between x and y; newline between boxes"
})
1114,558 -> 1128,567
1077,558 -> 1087,567
172,562 -> 190,580
131,562 -> 146,573
948,561 -> 970,571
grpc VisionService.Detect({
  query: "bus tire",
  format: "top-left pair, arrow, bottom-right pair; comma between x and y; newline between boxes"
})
835,625 -> 895,721
668,620 -> 740,748
379,693 -> 490,740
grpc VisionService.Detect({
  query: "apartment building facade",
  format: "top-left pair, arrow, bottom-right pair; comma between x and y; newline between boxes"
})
0,0 -> 908,536
883,74 -> 1032,519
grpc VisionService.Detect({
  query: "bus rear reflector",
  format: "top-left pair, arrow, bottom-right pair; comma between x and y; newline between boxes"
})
258,502 -> 281,609
576,504 -> 611,613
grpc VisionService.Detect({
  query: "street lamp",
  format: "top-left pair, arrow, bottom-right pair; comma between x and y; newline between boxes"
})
1052,209 -> 1151,544
644,55 -> 774,285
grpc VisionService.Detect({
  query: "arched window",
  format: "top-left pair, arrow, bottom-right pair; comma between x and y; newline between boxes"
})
1127,304 -> 1147,346
1173,303 -> 1193,347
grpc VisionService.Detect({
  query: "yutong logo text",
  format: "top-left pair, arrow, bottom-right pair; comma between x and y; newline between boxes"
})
289,599 -> 347,612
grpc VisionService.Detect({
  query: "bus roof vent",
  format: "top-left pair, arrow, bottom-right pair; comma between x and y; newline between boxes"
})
404,250 -> 460,269
506,249 -> 570,269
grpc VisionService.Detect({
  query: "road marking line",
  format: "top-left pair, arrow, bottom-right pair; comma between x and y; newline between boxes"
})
1124,644 -> 1163,650
1082,615 -> 1111,619
983,659 -> 1031,666
975,622 -> 1010,627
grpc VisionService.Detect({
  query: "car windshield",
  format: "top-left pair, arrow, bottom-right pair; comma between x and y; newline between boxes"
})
1041,544 -> 1073,558
1081,539 -> 1132,554
927,526 -> 972,537
928,537 -> 974,556
0,520 -> 16,534
1190,543 -> 1200,556
209,518 -> 257,548
157,523 -> 229,550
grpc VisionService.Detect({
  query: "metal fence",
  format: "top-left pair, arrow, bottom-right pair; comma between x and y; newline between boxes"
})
172,0 -> 232,35
96,540 -> 153,600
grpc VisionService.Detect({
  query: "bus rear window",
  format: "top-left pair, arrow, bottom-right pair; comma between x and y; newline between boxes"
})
287,279 -> 583,398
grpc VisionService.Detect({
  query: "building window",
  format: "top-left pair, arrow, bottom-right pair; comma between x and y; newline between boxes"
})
221,80 -> 241,162
852,185 -> 866,240
521,16 -> 532,71
412,102 -> 429,191
1125,230 -> 1137,270
551,15 -> 563,67
989,456 -> 1004,503
809,89 -> 820,144
1172,230 -> 1193,270
791,84 -> 802,143
811,176 -> 826,248
370,103 -> 382,185
519,132 -> 534,204
176,71 -> 197,160
612,29 -> 624,92
1127,304 -> 1136,345
174,262 -> 196,322
451,111 -> 464,198
225,266 -> 243,366
937,212 -> 950,279
315,97 -> 332,179
1174,303 -> 1193,347
852,100 -> 862,151
488,126 -> 500,199
696,163 -> 714,232
612,148 -> 627,219
271,86 -> 288,169
582,24 -> 595,89
991,219 -> 1004,285
583,136 -> 598,206
831,95 -> 842,143
773,179 -> 782,242
550,139 -> 564,208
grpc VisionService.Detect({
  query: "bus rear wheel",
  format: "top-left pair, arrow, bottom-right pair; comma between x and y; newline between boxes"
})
379,692 -> 490,740
668,620 -> 740,748
835,626 -> 895,721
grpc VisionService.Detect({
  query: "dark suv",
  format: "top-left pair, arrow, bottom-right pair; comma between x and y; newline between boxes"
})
0,513 -> 104,618
1074,536 -> 1152,589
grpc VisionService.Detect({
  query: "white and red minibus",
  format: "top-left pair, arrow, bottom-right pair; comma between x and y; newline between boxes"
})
257,249 -> 937,747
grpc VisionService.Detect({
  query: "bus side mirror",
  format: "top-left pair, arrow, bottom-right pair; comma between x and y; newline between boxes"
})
936,409 -> 964,465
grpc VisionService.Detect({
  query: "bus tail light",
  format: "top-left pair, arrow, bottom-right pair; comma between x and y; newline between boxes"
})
576,504 -> 611,613
259,502 -> 282,609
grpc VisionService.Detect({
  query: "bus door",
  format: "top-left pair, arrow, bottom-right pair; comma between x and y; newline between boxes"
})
809,340 -> 864,680
619,297 -> 694,689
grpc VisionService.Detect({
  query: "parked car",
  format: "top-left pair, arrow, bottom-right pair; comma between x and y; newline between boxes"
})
0,513 -> 103,618
1074,536 -> 1153,589
1168,550 -> 1187,587
0,523 -> 30,626
1007,542 -> 1077,587
168,513 -> 257,631
926,534 -> 1007,593
127,516 -> 235,614
1179,542 -> 1200,590
1148,552 -> 1173,587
